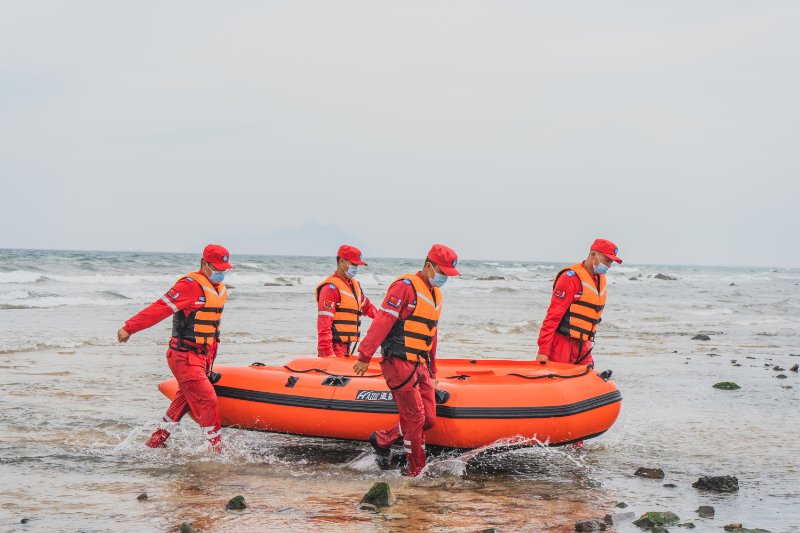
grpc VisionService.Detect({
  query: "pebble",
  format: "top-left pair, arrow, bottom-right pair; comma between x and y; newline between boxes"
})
137,493 -> 148,501
604,512 -> 635,524
790,364 -> 799,372
383,513 -> 409,520
776,374 -> 788,379
635,467 -> 665,479
575,519 -> 607,531
713,382 -> 741,390
693,475 -> 739,492
361,482 -> 395,507
696,505 -> 714,518
692,334 -> 711,341
226,495 -> 247,510
179,523 -> 197,533
633,511 -> 680,528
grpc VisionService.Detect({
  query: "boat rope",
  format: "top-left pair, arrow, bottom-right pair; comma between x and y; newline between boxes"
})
283,365 -> 384,378
506,365 -> 593,380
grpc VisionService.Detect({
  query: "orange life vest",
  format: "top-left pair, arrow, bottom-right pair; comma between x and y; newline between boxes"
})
381,274 -> 442,364
315,275 -> 364,345
554,262 -> 606,342
171,272 -> 227,350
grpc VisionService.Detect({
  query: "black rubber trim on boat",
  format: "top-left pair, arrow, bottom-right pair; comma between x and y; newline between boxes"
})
213,386 -> 622,419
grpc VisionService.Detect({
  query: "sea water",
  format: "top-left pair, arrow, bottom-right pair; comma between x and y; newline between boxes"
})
1,249 -> 798,531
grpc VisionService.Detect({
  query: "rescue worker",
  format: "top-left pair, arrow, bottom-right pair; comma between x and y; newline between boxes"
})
316,245 -> 378,357
117,244 -> 233,451
353,244 -> 460,477
536,239 -> 622,367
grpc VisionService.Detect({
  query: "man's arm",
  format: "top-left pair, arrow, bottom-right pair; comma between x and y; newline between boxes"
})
118,279 -> 202,342
361,293 -> 378,319
429,333 -> 438,377
316,284 -> 340,357
536,273 -> 578,360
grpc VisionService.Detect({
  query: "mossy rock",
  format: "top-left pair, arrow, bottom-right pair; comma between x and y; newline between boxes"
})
713,382 -> 741,390
179,523 -> 197,533
634,511 -> 680,528
225,495 -> 247,510
361,482 -> 396,507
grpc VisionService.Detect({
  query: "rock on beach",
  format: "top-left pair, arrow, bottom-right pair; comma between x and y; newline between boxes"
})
692,476 -> 739,492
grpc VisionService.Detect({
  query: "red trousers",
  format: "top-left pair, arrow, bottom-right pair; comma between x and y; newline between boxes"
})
374,356 -> 436,476
549,333 -> 595,366
318,342 -> 353,358
158,348 -> 221,446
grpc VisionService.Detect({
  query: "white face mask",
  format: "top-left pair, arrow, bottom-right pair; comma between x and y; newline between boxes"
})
346,265 -> 358,279
593,253 -> 610,275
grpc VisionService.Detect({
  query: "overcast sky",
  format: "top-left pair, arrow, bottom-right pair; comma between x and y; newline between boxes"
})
2,2 -> 798,266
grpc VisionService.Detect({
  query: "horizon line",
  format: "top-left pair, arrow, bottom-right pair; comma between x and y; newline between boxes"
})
0,246 -> 795,270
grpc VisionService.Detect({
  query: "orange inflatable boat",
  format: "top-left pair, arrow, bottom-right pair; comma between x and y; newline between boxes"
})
159,357 -> 621,449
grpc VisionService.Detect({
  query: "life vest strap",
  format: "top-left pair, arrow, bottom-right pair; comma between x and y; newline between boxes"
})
335,307 -> 362,315
403,330 -> 434,343
406,315 -> 438,329
332,319 -> 361,326
566,323 -> 595,339
572,300 -> 604,312
388,349 -> 430,364
567,312 -> 600,325
194,319 -> 221,327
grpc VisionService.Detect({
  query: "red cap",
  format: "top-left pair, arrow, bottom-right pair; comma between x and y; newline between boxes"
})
337,245 -> 367,266
427,244 -> 461,276
202,244 -> 233,270
590,239 -> 622,264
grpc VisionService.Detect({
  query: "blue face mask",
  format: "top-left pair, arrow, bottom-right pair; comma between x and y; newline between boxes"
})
209,270 -> 226,284
593,259 -> 609,276
430,272 -> 448,288
346,265 -> 358,279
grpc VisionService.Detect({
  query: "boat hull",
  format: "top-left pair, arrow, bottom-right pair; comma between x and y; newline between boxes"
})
159,357 -> 621,449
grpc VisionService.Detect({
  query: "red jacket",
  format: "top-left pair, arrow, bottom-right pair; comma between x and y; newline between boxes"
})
316,273 -> 378,356
537,266 -> 595,358
357,272 -> 439,375
124,276 -> 221,355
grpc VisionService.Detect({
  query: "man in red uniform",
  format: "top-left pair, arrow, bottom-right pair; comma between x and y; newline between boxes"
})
353,244 -> 460,477
536,239 -> 622,367
316,245 -> 378,357
117,244 -> 233,451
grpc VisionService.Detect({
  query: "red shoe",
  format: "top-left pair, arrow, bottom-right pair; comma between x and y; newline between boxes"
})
145,428 -> 170,448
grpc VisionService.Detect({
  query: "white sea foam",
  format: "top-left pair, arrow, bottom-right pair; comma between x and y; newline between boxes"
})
0,270 -> 47,284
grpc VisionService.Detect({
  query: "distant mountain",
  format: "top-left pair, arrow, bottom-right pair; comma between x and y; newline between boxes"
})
220,222 -> 368,257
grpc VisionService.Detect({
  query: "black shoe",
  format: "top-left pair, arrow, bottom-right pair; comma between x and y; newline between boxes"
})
369,432 -> 390,470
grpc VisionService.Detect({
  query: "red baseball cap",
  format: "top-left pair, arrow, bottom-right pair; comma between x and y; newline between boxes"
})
203,244 -> 233,270
337,245 -> 367,266
427,244 -> 460,276
590,239 -> 622,264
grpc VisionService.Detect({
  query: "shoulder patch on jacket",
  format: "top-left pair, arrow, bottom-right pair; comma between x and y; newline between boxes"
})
565,270 -> 576,277
185,276 -> 195,281
323,299 -> 335,310
387,295 -> 402,308
553,289 -> 566,299
329,283 -> 336,289
402,279 -> 412,284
